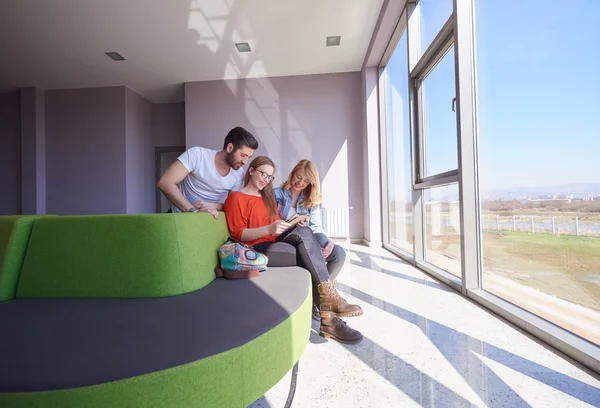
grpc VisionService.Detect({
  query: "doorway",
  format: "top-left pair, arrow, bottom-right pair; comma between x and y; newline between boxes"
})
155,146 -> 185,213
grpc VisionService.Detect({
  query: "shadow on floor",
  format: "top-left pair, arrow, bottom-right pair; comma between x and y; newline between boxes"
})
247,395 -> 273,408
336,280 -> 600,407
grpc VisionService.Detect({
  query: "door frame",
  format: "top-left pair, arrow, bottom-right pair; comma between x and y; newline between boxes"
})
155,146 -> 186,213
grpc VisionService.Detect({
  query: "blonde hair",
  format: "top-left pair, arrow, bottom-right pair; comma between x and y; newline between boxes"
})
244,156 -> 278,222
282,160 -> 322,209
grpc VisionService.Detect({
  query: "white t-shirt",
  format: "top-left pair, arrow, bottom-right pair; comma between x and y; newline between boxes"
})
173,147 -> 245,212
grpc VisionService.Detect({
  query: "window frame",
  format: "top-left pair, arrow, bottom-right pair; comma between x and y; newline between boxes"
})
377,0 -> 600,374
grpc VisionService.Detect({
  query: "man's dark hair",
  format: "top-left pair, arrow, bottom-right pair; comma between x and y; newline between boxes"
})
223,127 -> 259,151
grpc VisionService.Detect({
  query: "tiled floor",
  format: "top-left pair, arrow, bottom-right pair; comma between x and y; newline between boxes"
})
249,244 -> 600,408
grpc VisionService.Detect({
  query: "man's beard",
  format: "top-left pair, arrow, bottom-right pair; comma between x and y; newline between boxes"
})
225,151 -> 239,169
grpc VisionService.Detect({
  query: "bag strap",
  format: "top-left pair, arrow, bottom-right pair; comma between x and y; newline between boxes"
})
227,236 -> 253,249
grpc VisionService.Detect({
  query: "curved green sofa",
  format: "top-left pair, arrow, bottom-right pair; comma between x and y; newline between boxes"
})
0,214 -> 311,408
0,215 -> 45,302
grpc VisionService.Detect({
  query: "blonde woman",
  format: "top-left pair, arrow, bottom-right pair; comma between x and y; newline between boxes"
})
274,160 -> 360,321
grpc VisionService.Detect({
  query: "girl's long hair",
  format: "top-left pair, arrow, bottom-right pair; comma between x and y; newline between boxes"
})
244,156 -> 278,222
282,160 -> 322,209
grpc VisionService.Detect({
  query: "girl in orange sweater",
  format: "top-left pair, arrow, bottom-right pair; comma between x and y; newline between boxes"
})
223,156 -> 363,344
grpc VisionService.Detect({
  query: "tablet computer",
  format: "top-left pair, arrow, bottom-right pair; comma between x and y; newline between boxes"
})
285,213 -> 310,227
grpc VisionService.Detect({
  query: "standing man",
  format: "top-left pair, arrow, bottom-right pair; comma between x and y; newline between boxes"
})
157,127 -> 258,218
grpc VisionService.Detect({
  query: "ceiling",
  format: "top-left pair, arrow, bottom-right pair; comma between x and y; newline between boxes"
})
0,0 -> 384,103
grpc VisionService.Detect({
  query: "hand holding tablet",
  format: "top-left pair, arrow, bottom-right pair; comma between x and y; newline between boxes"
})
285,213 -> 310,227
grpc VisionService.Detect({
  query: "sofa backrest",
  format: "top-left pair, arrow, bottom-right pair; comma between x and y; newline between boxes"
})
0,216 -> 42,302
16,213 -> 230,299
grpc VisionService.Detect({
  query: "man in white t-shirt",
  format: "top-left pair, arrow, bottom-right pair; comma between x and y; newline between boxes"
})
157,127 -> 258,218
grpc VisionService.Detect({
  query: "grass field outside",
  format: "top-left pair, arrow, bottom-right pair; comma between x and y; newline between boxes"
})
390,217 -> 600,311
482,230 -> 600,311
387,209 -> 600,344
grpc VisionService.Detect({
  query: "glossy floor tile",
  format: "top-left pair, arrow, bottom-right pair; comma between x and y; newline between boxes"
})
249,244 -> 600,407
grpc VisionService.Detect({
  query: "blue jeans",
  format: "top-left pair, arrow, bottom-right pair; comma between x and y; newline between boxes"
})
255,227 -> 330,308
254,228 -> 346,308
314,233 -> 346,281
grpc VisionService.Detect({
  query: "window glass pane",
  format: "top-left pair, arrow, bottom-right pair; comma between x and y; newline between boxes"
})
420,0 -> 453,55
425,184 -> 461,277
384,29 -> 413,254
422,46 -> 457,176
476,0 -> 600,345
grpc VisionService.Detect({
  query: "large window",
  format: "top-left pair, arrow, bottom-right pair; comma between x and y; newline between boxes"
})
381,2 -> 461,283
378,0 -> 600,371
422,46 -> 457,177
383,28 -> 413,254
475,0 -> 600,345
413,1 -> 460,281
425,184 -> 461,277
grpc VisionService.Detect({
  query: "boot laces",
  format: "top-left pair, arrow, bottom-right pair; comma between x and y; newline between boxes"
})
333,317 -> 347,328
326,282 -> 344,302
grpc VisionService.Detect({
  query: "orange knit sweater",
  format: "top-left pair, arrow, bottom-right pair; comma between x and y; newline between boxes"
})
223,191 -> 280,247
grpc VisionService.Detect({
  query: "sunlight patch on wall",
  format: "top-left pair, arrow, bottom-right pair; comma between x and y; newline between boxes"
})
286,111 -> 310,164
321,139 -> 349,209
244,80 -> 283,146
247,60 -> 268,78
243,81 -> 280,169
224,62 -> 238,79
246,78 -> 277,107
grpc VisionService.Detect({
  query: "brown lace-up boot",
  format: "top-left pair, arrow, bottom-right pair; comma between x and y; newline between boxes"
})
318,281 -> 364,318
319,312 -> 363,344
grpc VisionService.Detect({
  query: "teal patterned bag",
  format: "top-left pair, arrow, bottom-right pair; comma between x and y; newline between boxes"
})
217,237 -> 269,279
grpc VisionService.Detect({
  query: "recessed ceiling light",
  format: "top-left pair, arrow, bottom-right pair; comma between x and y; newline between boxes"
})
105,52 -> 126,61
326,36 -> 341,47
235,42 -> 251,53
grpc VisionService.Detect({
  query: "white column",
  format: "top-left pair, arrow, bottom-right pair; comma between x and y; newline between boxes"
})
20,87 -> 46,214
361,67 -> 383,247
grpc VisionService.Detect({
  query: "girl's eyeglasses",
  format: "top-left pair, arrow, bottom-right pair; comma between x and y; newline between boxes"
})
257,170 -> 275,182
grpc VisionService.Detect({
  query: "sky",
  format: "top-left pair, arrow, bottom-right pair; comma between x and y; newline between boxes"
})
385,0 -> 600,199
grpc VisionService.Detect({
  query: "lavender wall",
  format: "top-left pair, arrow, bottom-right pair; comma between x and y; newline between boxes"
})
185,73 -> 364,239
125,88 -> 155,213
153,103 -> 185,147
0,92 -> 21,215
46,87 -> 127,215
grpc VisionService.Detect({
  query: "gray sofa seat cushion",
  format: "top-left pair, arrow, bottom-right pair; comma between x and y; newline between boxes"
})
0,266 -> 310,393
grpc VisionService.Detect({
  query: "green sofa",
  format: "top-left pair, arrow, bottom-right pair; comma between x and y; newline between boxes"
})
0,215 -> 44,302
0,213 -> 311,408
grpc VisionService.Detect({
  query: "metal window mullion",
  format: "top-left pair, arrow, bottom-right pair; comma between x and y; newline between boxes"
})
454,0 -> 481,292
407,1 -> 424,263
411,15 -> 455,81
417,79 -> 426,181
380,11 -> 408,67
378,67 -> 391,246
414,171 -> 459,190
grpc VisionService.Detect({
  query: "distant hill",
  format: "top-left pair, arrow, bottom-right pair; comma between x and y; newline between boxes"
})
482,183 -> 600,201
